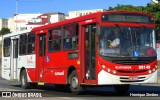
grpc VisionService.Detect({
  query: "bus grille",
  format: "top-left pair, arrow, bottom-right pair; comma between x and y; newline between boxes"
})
117,70 -> 147,73
120,76 -> 146,82
112,60 -> 152,65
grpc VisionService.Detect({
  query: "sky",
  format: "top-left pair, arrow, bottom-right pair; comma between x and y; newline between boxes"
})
0,0 -> 151,18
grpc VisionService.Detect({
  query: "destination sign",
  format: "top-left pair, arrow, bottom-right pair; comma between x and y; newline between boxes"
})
101,14 -> 154,23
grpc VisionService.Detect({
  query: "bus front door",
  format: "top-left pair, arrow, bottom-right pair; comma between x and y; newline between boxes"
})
37,33 -> 46,84
83,24 -> 96,82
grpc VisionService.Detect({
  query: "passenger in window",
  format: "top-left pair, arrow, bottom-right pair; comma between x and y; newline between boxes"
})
100,31 -> 110,50
72,37 -> 78,49
49,40 -> 60,51
64,39 -> 71,49
31,47 -> 35,53
49,41 -> 54,51
85,40 -> 89,51
72,41 -> 77,49
85,39 -> 89,73
65,30 -> 71,38
51,30 -> 61,39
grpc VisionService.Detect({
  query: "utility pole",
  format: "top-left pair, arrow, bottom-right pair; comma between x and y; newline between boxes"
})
15,0 -> 18,32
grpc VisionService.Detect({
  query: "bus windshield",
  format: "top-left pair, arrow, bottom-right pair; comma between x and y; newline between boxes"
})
98,26 -> 157,57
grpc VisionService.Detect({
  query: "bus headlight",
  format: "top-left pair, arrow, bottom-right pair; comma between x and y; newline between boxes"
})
155,65 -> 158,69
152,68 -> 156,72
102,65 -> 106,69
148,70 -> 152,74
112,70 -> 116,74
107,68 -> 110,72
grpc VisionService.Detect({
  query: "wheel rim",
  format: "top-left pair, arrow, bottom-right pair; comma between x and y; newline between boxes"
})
21,75 -> 25,86
71,75 -> 78,89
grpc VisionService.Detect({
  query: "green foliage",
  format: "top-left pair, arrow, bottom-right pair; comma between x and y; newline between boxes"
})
145,3 -> 160,24
0,28 -> 11,36
109,4 -> 145,12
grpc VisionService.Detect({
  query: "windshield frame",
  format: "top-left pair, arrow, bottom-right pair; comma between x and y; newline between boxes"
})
98,26 -> 156,58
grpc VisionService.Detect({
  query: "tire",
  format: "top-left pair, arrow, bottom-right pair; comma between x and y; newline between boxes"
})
69,70 -> 84,94
20,70 -> 31,89
114,84 -> 130,94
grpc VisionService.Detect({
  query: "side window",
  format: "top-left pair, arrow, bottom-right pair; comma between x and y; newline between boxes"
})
27,33 -> 35,54
48,27 -> 62,52
19,33 -> 27,55
63,24 -> 79,50
3,38 -> 11,57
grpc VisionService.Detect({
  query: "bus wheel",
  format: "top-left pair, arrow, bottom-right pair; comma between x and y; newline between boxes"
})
114,84 -> 130,94
21,70 -> 31,89
69,70 -> 84,94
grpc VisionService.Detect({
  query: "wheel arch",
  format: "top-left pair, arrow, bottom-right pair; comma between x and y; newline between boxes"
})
19,67 -> 32,82
19,67 -> 26,81
67,66 -> 77,84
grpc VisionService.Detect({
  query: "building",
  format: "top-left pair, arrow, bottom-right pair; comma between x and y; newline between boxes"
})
9,12 -> 65,32
68,9 -> 106,19
152,0 -> 160,3
49,12 -> 65,23
0,18 -> 8,30
8,18 -> 16,32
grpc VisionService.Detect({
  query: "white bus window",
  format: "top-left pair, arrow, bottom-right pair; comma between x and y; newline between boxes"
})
19,33 -> 27,55
27,33 -> 35,54
3,38 -> 11,57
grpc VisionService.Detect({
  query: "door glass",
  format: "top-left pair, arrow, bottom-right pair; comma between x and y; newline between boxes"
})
39,34 -> 46,56
84,24 -> 96,80
13,39 -> 18,58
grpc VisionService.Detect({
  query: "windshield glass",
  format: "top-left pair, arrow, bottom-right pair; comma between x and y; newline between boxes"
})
99,26 -> 156,57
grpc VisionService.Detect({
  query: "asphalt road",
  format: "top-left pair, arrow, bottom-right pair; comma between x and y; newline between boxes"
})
0,77 -> 160,100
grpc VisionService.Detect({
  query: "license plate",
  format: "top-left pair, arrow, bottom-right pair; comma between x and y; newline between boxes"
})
129,76 -> 138,81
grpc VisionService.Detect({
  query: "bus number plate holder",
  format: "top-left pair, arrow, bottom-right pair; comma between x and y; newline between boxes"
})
129,76 -> 138,81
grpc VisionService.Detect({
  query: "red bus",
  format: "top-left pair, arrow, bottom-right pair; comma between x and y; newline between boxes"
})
2,11 -> 158,94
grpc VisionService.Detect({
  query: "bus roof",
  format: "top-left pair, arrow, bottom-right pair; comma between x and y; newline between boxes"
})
31,10 -> 154,32
2,29 -> 32,38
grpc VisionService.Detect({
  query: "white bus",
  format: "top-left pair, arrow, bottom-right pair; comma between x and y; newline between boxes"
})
1,30 -> 36,83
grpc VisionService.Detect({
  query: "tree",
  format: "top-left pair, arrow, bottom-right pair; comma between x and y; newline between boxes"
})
145,4 -> 160,22
0,28 -> 11,36
109,4 -> 145,12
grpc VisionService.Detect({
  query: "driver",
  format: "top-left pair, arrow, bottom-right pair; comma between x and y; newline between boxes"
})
109,27 -> 120,48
